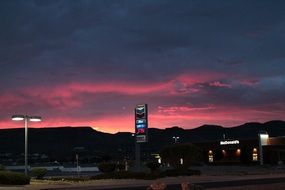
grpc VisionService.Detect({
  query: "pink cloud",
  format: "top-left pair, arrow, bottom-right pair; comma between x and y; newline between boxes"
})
157,105 -> 215,115
209,81 -> 232,88
240,79 -> 260,86
175,72 -> 228,83
1,71 -> 283,133
1,72 -> 226,110
0,93 -> 28,108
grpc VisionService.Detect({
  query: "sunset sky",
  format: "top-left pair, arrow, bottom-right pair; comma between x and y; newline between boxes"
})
1,0 -> 285,133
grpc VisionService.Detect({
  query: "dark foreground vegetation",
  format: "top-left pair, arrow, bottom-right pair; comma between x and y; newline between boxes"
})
0,171 -> 30,185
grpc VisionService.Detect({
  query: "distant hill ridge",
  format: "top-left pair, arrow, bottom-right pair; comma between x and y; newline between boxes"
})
0,120 -> 284,159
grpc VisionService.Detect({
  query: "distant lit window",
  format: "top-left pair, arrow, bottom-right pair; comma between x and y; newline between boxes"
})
158,158 -> 161,164
235,148 -> 241,156
252,148 -> 258,161
253,153 -> 258,161
208,155 -> 213,162
180,158 -> 183,165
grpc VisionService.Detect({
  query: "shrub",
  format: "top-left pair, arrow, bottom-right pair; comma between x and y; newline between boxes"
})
146,162 -> 161,173
116,163 -> 125,171
98,162 -> 116,173
47,176 -> 89,182
0,165 -> 5,171
0,171 -> 30,185
31,168 -> 48,179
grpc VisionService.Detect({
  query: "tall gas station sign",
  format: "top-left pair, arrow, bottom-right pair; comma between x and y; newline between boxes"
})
135,104 -> 148,143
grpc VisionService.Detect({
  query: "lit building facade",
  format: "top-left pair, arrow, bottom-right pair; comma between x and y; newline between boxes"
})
197,136 -> 285,164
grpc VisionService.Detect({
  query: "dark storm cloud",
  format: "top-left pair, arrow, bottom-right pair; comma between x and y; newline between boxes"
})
1,0 -> 285,82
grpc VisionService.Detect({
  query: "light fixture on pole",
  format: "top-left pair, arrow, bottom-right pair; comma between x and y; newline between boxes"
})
172,136 -> 180,143
12,115 -> 42,175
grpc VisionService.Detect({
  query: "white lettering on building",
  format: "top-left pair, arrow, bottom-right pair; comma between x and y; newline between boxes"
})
220,140 -> 240,145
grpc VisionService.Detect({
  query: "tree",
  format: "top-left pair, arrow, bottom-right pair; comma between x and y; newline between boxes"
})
160,143 -> 201,169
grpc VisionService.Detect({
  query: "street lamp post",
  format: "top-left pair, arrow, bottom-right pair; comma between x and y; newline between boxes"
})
12,115 -> 42,175
173,136 -> 180,143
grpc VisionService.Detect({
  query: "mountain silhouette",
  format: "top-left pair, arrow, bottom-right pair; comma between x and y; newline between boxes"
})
0,120 -> 284,162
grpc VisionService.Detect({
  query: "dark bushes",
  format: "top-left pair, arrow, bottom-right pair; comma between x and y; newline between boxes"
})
0,171 -> 30,185
47,176 -> 89,182
98,162 -> 116,173
31,168 -> 48,179
146,162 -> 161,173
0,165 -> 5,171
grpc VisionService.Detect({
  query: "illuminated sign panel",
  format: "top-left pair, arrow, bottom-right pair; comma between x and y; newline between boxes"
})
136,124 -> 146,128
220,140 -> 240,145
136,119 -> 146,124
135,104 -> 148,143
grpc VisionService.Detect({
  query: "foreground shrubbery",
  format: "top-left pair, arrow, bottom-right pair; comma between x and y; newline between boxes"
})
0,165 -> 6,171
98,162 -> 116,173
31,168 -> 48,179
146,162 -> 161,173
0,171 -> 30,185
47,176 -> 90,182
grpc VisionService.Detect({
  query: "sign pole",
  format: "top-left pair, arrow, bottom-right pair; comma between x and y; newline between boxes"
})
134,104 -> 148,172
135,142 -> 141,171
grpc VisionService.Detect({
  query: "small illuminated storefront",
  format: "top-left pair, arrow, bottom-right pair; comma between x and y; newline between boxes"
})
198,135 -> 285,165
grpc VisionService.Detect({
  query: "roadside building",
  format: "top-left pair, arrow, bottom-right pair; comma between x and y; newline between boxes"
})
197,135 -> 285,165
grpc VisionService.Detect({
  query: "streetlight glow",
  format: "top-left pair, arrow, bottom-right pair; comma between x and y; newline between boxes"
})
172,136 -> 180,143
11,115 -> 25,121
29,116 -> 42,122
